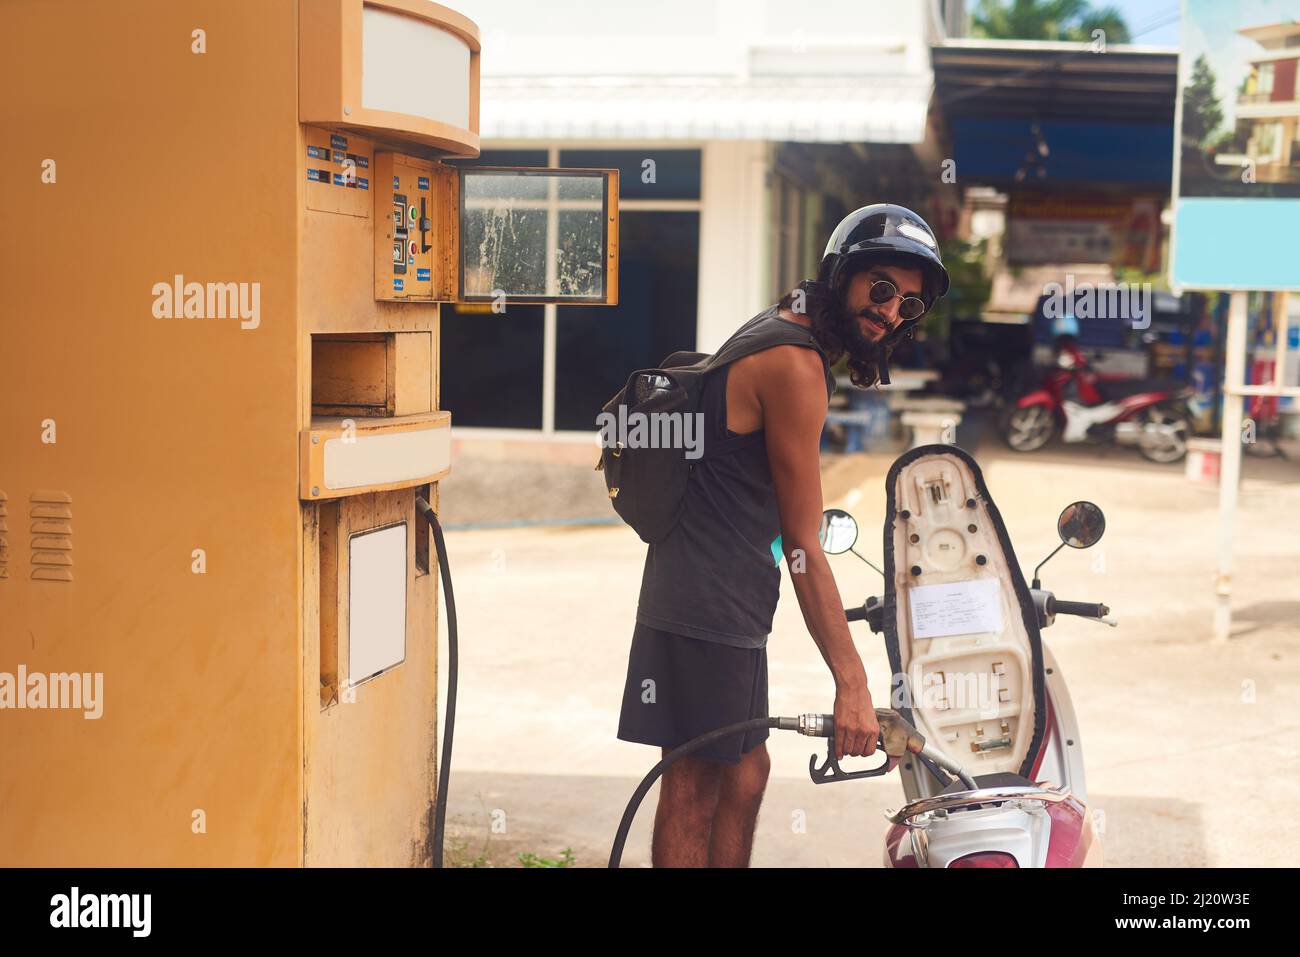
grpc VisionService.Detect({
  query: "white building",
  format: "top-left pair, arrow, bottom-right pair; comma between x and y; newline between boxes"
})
443,0 -> 963,438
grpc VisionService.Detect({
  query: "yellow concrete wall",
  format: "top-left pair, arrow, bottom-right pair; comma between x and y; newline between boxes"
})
1,0 -> 461,867
0,0 -> 304,865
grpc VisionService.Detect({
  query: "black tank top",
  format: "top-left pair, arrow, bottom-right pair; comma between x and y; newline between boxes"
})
635,306 -> 835,648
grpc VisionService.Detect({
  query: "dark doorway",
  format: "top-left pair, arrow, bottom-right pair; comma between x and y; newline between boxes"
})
440,303 -> 545,429
554,210 -> 699,431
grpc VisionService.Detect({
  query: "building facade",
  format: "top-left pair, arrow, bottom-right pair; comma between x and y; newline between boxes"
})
1236,21 -> 1300,182
443,0 -> 962,438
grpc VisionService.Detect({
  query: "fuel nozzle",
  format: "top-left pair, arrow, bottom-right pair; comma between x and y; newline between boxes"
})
785,713 -> 832,738
781,709 -> 926,757
876,709 -> 927,757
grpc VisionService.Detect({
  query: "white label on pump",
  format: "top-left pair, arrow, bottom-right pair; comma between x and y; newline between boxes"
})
348,523 -> 407,685
361,7 -> 470,129
323,426 -> 451,490
909,579 -> 1003,639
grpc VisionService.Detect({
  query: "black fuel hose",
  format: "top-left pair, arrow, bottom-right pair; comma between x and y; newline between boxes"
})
609,716 -> 783,868
417,496 -> 456,869
608,717 -> 842,868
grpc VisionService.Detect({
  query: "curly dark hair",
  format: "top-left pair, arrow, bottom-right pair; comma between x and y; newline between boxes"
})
778,252 -> 930,389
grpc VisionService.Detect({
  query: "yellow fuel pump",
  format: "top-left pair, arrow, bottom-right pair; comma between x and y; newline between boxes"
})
0,0 -> 617,866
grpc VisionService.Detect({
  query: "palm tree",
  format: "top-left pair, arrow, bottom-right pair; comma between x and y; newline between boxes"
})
971,0 -> 1132,44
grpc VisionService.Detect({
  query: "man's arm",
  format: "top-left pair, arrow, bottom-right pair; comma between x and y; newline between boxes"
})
756,346 -> 881,760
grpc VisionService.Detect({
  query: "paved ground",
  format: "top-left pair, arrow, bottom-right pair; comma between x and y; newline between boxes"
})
437,437 -> 1300,867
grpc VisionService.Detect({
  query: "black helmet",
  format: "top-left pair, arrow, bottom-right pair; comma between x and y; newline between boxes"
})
821,203 -> 950,305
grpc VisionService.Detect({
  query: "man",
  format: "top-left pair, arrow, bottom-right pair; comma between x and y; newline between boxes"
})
616,204 -> 950,867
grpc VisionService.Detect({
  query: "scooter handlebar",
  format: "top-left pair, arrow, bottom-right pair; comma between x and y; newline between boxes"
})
1053,599 -> 1109,619
845,599 -> 884,633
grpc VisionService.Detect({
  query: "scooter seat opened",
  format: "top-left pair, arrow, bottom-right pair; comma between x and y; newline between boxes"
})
883,445 -> 1046,781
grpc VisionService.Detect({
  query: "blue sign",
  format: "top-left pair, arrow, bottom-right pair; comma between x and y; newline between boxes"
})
1172,0 -> 1300,290
330,134 -> 347,150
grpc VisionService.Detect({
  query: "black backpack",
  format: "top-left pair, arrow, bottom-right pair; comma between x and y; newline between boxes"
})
595,308 -> 830,543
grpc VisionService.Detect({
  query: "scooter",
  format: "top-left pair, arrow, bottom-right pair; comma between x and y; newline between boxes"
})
824,444 -> 1112,867
609,445 -> 1113,868
1000,342 -> 1192,463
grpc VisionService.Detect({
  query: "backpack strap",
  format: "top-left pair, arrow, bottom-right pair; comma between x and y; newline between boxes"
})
706,311 -> 836,397
660,349 -> 710,368
707,312 -> 813,366
700,311 -> 836,459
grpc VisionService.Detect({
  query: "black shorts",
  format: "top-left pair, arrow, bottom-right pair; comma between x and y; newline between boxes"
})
616,621 -> 769,765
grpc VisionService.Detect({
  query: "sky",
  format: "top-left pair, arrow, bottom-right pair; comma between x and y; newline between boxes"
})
1097,0 -> 1190,45
1105,0 -> 1181,47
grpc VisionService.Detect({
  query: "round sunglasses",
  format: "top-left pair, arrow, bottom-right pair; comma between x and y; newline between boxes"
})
867,279 -> 928,323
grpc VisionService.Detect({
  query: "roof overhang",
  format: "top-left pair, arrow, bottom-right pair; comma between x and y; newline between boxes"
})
932,39 -> 1178,190
479,75 -> 933,144
1239,21 -> 1300,44
933,39 -> 1178,123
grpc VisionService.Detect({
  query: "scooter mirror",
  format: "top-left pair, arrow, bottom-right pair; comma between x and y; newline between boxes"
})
819,508 -> 859,555
1057,501 -> 1105,549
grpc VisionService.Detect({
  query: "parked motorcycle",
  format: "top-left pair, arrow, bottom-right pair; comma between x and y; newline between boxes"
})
609,446 -> 1113,869
820,445 -> 1113,867
1000,343 -> 1193,463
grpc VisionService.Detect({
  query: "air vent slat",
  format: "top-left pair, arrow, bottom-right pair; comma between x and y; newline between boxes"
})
28,491 -> 72,584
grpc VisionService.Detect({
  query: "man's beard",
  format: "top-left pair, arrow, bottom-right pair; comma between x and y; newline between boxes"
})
815,295 -> 890,370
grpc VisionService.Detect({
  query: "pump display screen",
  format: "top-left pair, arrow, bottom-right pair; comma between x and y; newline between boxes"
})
459,169 -> 610,303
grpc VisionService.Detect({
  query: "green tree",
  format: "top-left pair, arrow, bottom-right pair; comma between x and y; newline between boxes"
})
928,238 -> 993,330
1209,124 -> 1247,154
971,0 -> 1132,43
1182,53 -> 1224,147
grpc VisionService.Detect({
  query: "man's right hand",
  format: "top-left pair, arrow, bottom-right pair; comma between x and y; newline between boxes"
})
833,678 -> 881,760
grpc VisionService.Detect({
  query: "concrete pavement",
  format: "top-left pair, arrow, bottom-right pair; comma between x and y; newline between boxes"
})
437,442 -> 1300,867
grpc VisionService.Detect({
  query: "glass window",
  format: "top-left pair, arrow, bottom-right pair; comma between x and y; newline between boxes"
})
1256,121 -> 1283,161
554,210 -> 699,431
459,170 -> 609,301
559,148 -> 701,200
449,148 -> 549,168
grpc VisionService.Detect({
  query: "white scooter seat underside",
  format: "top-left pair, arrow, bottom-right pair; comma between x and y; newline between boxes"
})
883,445 -> 1046,779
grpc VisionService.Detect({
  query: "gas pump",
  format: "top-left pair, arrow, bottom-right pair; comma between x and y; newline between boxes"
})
0,0 -> 617,866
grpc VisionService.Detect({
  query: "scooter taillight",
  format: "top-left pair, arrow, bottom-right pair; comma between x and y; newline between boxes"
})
949,851 -> 1019,868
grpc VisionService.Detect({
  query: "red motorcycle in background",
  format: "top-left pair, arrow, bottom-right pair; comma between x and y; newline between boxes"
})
1000,341 -> 1193,463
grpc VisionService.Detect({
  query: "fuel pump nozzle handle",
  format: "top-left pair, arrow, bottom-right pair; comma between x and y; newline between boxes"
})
803,709 -> 927,785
